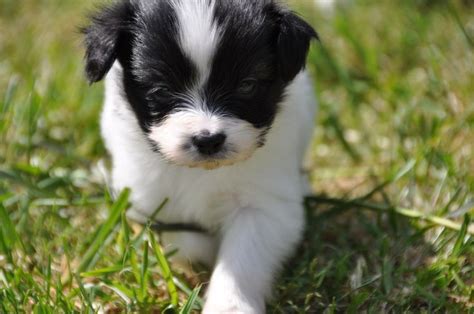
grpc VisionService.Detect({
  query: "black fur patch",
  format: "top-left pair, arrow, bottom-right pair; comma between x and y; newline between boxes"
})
82,1 -> 134,83
121,0 -> 198,132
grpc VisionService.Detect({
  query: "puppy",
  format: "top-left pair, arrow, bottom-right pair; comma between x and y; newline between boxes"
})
83,0 -> 317,312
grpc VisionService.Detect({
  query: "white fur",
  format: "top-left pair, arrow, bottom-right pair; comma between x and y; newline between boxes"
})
170,0 -> 220,85
102,63 -> 316,313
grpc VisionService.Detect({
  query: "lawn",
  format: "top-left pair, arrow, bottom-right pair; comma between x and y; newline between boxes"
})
0,0 -> 473,312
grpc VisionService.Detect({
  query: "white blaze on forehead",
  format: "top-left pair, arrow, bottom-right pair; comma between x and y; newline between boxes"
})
170,0 -> 220,85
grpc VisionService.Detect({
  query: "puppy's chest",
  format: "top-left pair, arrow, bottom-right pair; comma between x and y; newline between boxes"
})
160,189 -> 241,228
134,167 -> 250,227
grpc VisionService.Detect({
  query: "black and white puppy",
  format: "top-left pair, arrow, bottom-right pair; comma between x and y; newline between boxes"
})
84,0 -> 317,312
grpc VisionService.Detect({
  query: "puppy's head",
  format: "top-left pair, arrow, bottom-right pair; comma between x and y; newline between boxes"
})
83,0 -> 317,170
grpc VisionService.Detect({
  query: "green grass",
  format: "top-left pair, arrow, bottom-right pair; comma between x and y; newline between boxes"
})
0,0 -> 473,312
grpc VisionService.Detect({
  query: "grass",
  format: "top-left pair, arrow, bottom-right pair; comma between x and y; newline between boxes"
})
0,0 -> 473,312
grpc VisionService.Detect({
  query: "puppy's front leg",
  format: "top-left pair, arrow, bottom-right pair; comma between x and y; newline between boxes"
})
203,202 -> 304,314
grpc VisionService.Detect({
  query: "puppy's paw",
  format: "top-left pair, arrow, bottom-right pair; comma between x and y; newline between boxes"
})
203,294 -> 263,314
202,303 -> 260,314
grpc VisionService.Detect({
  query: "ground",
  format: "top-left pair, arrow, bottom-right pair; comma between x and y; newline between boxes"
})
0,0 -> 473,312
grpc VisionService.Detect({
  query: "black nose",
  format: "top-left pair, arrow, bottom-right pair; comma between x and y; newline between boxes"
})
192,132 -> 227,155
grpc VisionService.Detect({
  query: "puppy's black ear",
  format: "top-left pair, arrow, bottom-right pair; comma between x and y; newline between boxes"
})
82,2 -> 133,83
276,11 -> 318,82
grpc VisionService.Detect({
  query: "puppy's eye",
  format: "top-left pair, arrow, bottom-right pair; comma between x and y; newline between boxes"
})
146,85 -> 171,102
237,79 -> 258,96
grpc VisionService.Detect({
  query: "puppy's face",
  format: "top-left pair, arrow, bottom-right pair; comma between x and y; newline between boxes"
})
84,0 -> 316,169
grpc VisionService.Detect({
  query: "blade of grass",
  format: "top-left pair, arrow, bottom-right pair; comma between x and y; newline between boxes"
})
102,282 -> 132,304
326,113 -> 361,162
129,245 -> 141,285
78,188 -> 130,273
381,256 -> 393,294
0,203 -> 18,249
74,274 -> 95,313
139,240 -> 150,303
173,276 -> 204,308
131,198 -> 168,247
45,255 -> 53,304
80,265 -> 127,278
362,159 -> 416,200
179,285 -> 202,314
0,170 -> 54,198
119,211 -> 131,259
149,228 -> 179,308
451,214 -> 470,257
0,231 -> 13,265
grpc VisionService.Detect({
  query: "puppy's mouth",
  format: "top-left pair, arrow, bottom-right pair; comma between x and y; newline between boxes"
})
167,148 -> 252,170
187,159 -> 235,170
151,141 -> 257,170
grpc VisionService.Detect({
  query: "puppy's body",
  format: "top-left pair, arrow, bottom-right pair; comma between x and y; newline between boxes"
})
103,65 -> 316,312
85,0 -> 317,312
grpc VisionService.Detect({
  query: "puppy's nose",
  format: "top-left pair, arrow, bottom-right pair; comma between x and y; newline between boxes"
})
192,132 -> 226,155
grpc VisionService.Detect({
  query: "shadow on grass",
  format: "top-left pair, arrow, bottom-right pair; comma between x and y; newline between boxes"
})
270,196 -> 461,313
